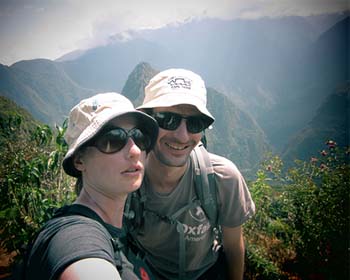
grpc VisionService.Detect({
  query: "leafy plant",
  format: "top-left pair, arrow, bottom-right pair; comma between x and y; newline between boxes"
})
244,143 -> 350,280
244,154 -> 296,279
283,142 -> 349,279
0,116 -> 75,266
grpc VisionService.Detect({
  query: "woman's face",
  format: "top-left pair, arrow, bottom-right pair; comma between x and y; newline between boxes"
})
75,115 -> 148,199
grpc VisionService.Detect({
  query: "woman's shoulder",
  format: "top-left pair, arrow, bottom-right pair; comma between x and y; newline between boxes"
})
43,205 -> 108,235
34,208 -> 113,257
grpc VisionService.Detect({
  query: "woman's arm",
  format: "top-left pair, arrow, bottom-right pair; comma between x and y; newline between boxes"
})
59,258 -> 121,280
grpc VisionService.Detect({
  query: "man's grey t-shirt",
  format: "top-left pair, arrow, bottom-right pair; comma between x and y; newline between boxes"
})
135,152 -> 255,279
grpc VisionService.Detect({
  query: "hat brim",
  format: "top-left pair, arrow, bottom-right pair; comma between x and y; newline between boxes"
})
62,110 -> 158,177
137,92 -> 215,122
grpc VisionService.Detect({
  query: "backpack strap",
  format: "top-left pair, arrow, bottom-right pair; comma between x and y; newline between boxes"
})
191,143 -> 218,226
143,199 -> 200,279
191,144 -> 222,252
169,199 -> 200,279
124,180 -> 148,229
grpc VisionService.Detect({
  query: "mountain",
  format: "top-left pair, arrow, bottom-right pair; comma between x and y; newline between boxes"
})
0,59 -> 95,124
259,16 -> 349,150
282,82 -> 349,162
205,87 -> 270,173
121,62 -> 270,174
59,16 -> 318,111
303,11 -> 349,35
60,38 -> 172,92
121,62 -> 158,105
0,14 -> 347,172
56,15 -> 347,153
55,49 -> 87,62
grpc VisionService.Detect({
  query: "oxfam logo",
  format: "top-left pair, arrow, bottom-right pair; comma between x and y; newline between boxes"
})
189,206 -> 206,222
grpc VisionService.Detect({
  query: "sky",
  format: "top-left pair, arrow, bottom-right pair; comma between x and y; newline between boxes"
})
0,0 -> 348,65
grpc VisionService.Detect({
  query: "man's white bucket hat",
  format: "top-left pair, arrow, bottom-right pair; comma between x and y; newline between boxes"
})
138,68 -> 215,123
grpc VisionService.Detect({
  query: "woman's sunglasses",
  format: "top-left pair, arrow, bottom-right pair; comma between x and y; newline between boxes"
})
152,112 -> 212,134
87,127 -> 152,154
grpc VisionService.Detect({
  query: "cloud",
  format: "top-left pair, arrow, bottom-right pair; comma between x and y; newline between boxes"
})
242,0 -> 349,18
0,0 -> 348,65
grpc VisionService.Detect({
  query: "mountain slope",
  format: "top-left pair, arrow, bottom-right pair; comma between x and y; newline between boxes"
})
0,59 -> 95,124
121,62 -> 158,105
260,16 -> 349,150
59,16 -> 317,114
57,15 -> 347,153
0,63 -> 49,122
0,95 -> 39,146
205,87 -> 270,173
0,15 -> 346,171
282,82 -> 349,162
60,39 -> 172,92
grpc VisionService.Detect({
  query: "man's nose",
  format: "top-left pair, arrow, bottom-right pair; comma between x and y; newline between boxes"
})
173,119 -> 190,142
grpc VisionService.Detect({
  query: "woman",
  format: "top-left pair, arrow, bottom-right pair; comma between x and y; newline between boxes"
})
25,92 -> 158,280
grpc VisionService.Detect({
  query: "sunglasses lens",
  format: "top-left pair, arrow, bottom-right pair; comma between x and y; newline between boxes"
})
129,128 -> 152,151
153,112 -> 210,133
94,128 -> 127,154
186,116 -> 210,133
153,112 -> 182,131
92,128 -> 152,154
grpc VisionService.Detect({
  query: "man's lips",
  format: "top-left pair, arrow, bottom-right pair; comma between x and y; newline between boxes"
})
165,142 -> 190,151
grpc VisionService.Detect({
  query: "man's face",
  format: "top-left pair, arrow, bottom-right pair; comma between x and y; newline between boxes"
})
151,104 -> 203,167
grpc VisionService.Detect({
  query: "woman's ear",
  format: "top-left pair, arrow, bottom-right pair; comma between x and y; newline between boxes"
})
73,152 -> 85,172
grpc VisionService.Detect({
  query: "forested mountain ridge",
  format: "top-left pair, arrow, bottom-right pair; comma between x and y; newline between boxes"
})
0,14 -> 347,171
0,59 -> 95,124
53,15 -> 350,153
282,82 -> 349,162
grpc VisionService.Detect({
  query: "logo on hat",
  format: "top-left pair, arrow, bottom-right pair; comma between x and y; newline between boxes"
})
168,76 -> 192,90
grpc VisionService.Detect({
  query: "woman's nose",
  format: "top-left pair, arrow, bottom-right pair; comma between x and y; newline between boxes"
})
126,137 -> 142,157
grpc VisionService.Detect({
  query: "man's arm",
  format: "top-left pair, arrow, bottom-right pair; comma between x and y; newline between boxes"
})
222,225 -> 245,280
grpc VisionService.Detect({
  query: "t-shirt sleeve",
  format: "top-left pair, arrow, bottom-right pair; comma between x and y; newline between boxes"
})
211,153 -> 255,227
28,216 -> 116,280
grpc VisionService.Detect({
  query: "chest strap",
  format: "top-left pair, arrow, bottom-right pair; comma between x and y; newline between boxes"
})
145,199 -> 200,279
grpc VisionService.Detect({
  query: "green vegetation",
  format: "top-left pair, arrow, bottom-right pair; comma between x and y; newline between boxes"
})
0,111 -> 75,266
0,105 -> 348,279
244,143 -> 349,279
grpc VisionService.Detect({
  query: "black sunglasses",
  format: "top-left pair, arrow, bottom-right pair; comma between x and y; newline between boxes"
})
87,127 -> 152,154
152,112 -> 212,134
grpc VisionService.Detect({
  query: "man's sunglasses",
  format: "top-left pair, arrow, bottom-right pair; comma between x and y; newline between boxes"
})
87,127 -> 152,154
152,112 -> 212,134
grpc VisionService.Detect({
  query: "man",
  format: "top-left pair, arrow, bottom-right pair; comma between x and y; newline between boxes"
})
129,68 -> 255,279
